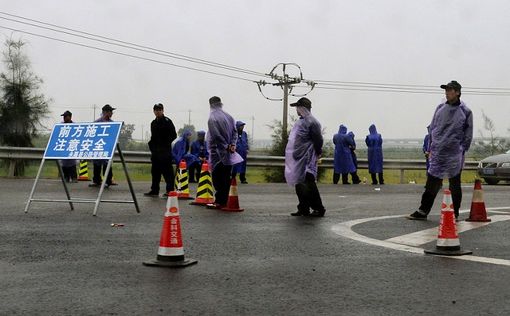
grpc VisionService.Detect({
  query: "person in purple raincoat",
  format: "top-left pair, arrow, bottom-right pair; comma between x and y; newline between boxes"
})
408,81 -> 473,220
333,125 -> 359,184
365,124 -> 384,185
190,130 -> 208,183
285,97 -> 326,217
232,121 -> 249,184
206,96 -> 243,209
422,125 -> 431,172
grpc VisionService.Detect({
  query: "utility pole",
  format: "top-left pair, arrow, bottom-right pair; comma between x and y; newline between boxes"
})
93,104 -> 97,120
259,63 -> 310,144
187,110 -> 191,125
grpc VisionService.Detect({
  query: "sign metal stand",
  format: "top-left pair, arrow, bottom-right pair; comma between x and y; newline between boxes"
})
24,122 -> 140,216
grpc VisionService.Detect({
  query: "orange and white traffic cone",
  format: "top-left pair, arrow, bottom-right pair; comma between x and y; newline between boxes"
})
143,191 -> 197,267
190,161 -> 214,206
221,177 -> 244,212
175,160 -> 193,200
424,189 -> 472,256
466,179 -> 491,222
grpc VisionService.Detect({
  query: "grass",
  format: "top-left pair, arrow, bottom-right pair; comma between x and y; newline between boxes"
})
0,161 -> 479,185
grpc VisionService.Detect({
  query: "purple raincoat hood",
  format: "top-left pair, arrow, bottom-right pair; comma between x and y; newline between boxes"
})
369,124 -> 377,134
338,125 -> 348,134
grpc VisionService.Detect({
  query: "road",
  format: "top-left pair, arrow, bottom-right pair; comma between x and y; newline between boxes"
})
1,178 -> 510,315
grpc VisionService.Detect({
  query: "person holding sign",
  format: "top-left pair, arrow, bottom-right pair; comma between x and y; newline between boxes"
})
89,104 -> 117,187
144,103 -> 177,197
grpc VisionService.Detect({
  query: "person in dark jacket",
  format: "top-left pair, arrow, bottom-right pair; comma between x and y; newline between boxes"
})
365,124 -> 384,185
59,110 -> 78,182
232,121 -> 249,184
347,131 -> 361,184
333,125 -> 357,184
190,130 -> 209,182
144,103 -> 177,197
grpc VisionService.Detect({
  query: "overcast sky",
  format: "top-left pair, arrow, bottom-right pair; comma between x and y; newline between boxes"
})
1,1 -> 510,142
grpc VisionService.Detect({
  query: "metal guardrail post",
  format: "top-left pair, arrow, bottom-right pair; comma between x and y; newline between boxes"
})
400,169 -> 405,184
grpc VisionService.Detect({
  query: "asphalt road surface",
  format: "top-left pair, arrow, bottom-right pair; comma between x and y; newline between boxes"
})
1,178 -> 510,315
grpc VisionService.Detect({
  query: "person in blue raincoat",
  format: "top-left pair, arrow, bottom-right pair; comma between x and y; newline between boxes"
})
190,130 -> 208,183
333,125 -> 358,184
172,129 -> 199,176
232,121 -> 249,184
285,97 -> 326,217
408,81 -> 473,220
348,131 -> 361,184
365,124 -> 384,185
422,126 -> 431,172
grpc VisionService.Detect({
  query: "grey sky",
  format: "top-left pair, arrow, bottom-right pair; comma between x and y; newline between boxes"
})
2,0 -> 510,142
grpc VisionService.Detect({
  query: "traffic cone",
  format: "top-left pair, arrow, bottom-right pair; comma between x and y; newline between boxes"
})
143,191 -> 197,267
221,177 -> 244,212
175,160 -> 193,200
466,179 -> 491,222
78,160 -> 89,181
190,161 -> 214,205
424,189 -> 472,256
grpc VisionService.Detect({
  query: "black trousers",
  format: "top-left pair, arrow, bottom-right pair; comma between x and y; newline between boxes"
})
333,172 -> 360,184
92,161 -> 113,185
212,162 -> 232,205
231,171 -> 247,183
189,162 -> 201,183
62,166 -> 77,182
370,172 -> 384,185
295,173 -> 326,213
419,173 -> 462,217
151,157 -> 174,194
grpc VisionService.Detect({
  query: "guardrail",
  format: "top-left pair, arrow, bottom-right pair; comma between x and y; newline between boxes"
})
0,146 -> 479,183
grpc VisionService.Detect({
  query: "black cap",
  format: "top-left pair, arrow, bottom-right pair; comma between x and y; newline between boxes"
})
290,97 -> 312,109
60,110 -> 72,117
153,103 -> 164,110
209,96 -> 221,105
440,80 -> 462,91
102,104 -> 116,112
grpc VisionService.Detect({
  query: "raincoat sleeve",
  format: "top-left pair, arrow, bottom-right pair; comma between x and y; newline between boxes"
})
309,121 -> 323,156
462,109 -> 473,152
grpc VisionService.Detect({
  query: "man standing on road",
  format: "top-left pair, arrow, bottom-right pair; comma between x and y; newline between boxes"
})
365,124 -> 384,185
144,103 -> 177,197
206,96 -> 243,209
285,97 -> 326,217
59,110 -> 78,182
190,130 -> 209,183
89,104 -> 117,187
232,120 -> 249,184
407,81 -> 473,220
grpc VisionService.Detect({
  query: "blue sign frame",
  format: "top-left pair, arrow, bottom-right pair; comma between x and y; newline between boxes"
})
44,122 -> 123,160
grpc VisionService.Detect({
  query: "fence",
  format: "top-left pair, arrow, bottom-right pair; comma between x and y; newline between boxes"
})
0,146 -> 479,183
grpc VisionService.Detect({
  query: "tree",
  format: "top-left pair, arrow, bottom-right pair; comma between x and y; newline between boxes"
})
118,123 -> 135,148
473,111 -> 508,158
177,124 -> 196,137
0,38 -> 50,176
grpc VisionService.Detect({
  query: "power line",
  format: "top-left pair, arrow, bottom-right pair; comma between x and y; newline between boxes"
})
0,11 -> 269,78
0,25 -> 257,83
309,85 -> 510,96
310,79 -> 510,93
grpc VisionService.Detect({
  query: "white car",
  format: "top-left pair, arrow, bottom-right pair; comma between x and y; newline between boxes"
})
477,150 -> 510,185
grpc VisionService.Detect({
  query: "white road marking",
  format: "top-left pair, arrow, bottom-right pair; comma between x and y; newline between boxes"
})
331,207 -> 510,266
386,215 -> 510,246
